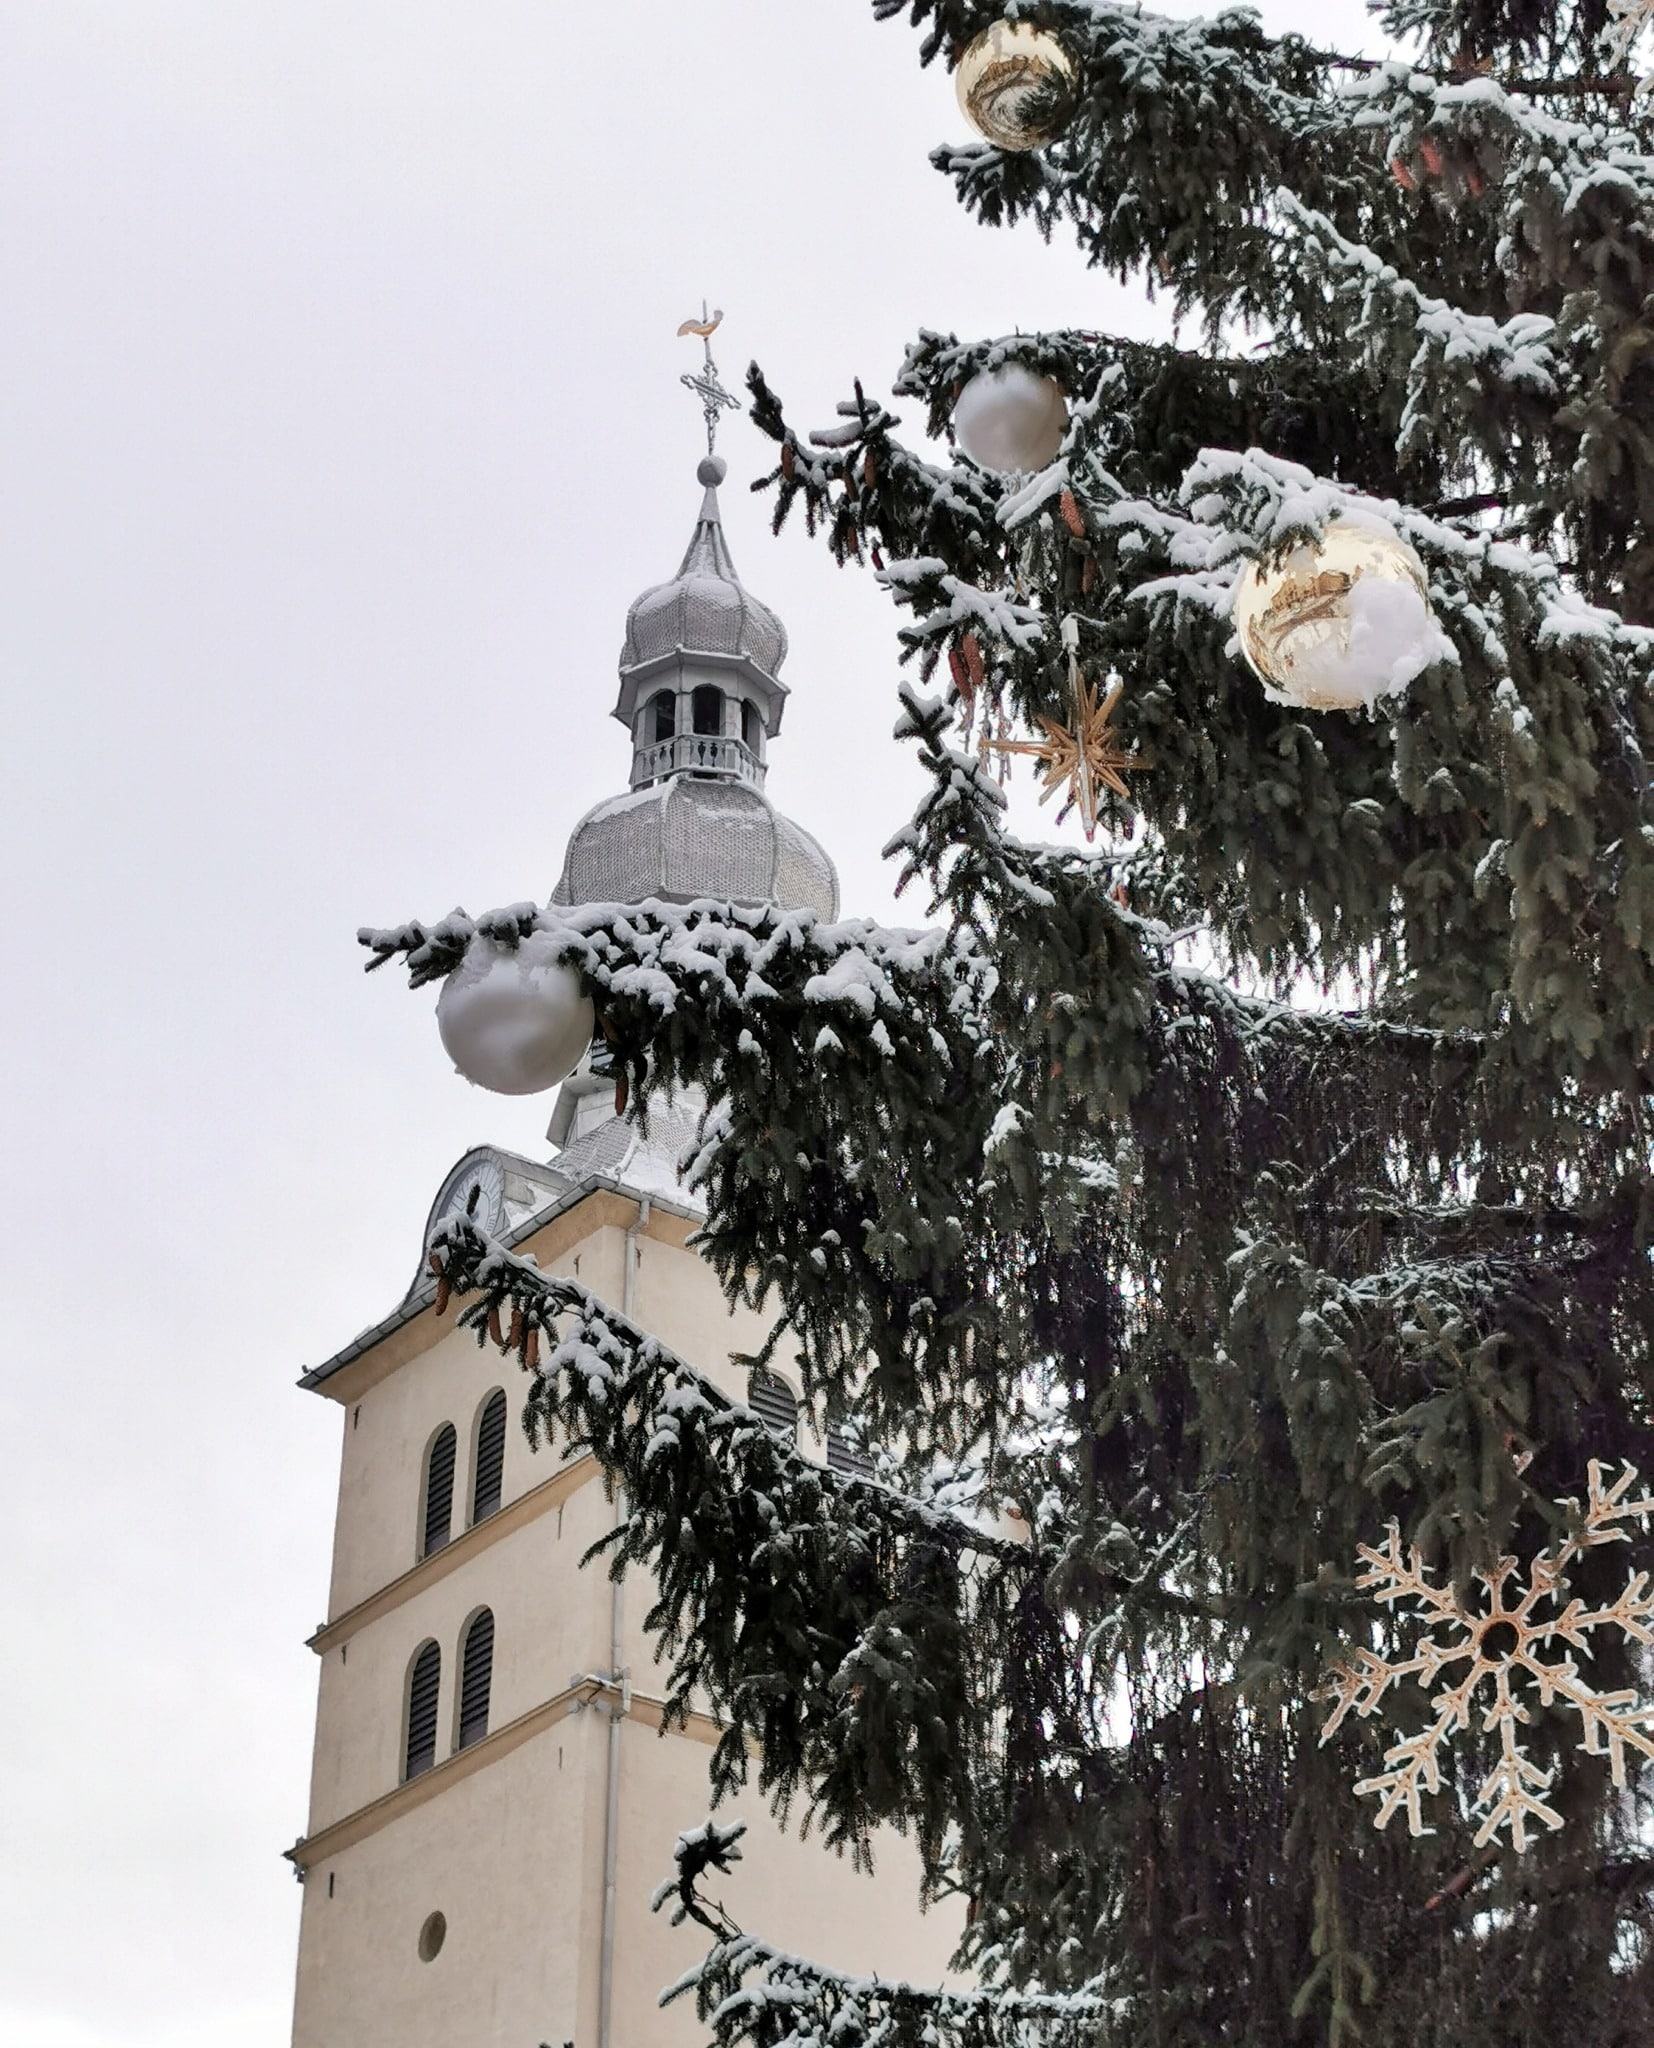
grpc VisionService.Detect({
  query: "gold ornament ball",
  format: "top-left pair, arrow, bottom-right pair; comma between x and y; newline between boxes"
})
1232,513 -> 1444,713
955,21 -> 1076,152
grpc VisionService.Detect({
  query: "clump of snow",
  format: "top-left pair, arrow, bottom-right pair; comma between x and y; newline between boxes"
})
1256,570 -> 1452,712
1226,498 -> 1456,712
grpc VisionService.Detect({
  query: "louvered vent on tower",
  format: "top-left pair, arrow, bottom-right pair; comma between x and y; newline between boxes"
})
749,1369 -> 798,1440
404,1641 -> 441,1780
422,1423 -> 457,1557
457,1609 -> 495,1750
472,1391 -> 507,1524
827,1426 -> 876,1481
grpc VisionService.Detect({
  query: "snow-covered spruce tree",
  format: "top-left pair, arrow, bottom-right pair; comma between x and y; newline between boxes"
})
366,3 -> 1654,2043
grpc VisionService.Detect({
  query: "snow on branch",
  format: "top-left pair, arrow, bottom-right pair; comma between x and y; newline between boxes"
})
426,1214 -> 1033,1569
1278,191 -> 1558,465
421,1214 -> 1065,1876
655,1811 -> 1114,2048
361,894 -> 995,1019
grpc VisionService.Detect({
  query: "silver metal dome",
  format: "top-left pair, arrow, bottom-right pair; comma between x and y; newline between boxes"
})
620,457 -> 788,679
551,776 -> 838,920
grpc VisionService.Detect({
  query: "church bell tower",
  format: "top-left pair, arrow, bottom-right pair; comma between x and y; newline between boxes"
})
285,355 -> 955,2046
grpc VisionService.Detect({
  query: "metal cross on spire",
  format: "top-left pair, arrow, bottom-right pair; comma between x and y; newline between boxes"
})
677,302 -> 740,456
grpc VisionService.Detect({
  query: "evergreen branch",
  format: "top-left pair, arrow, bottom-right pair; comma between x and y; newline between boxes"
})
1302,50 -> 1638,98
1429,493 -> 1510,518
425,1215 -> 1075,1879
1319,1198 -> 1630,1236
876,0 -> 1638,98
425,1216 -> 1035,1576
654,1821 -> 1113,2048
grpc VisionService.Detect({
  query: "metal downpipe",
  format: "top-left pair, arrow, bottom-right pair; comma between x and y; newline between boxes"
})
598,1195 -> 649,2048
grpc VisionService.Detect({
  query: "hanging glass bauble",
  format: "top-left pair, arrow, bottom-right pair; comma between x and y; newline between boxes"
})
952,363 -> 1069,473
436,931 -> 595,1096
955,22 -> 1076,152
1232,513 -> 1445,712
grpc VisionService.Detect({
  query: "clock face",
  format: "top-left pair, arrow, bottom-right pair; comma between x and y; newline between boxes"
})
439,1156 -> 506,1235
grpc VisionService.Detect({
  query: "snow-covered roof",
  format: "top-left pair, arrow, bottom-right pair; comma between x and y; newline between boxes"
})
550,774 -> 838,920
620,456 -> 788,680
297,1149 -> 703,1395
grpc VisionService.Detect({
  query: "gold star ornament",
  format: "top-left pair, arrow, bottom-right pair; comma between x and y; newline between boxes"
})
982,638 -> 1143,841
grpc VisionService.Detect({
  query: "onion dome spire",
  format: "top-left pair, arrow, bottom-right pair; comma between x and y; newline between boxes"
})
553,450 -> 833,918
551,321 -> 836,924
614,452 -> 790,794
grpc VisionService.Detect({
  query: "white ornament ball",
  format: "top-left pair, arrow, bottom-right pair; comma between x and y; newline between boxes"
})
436,931 -> 595,1097
955,21 -> 1076,152
952,363 -> 1069,474
1232,512 -> 1449,712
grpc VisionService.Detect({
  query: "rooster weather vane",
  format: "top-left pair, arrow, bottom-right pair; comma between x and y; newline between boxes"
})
678,303 -> 740,455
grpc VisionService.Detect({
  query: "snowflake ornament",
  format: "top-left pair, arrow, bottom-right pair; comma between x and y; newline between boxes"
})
1604,0 -> 1654,88
1318,1462 -> 1654,1850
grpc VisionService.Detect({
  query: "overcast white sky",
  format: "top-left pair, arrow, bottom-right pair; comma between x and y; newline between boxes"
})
0,3 -> 1391,2041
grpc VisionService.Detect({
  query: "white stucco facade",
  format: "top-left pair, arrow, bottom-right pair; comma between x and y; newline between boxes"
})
288,1184 -> 961,2048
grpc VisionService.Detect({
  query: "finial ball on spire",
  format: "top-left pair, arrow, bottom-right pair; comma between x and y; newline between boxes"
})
698,455 -> 728,488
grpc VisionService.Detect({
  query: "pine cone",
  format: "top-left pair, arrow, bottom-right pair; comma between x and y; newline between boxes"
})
434,1278 -> 451,1317
962,631 -> 986,691
1391,156 -> 1416,191
781,442 -> 796,481
1060,488 -> 1085,537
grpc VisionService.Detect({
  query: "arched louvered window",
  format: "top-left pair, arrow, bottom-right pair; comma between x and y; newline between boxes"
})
650,690 -> 675,743
691,684 -> 723,736
740,698 -> 760,751
827,1426 -> 876,1481
404,1640 -> 441,1781
748,1369 -> 798,1440
421,1424 -> 457,1558
457,1608 -> 495,1751
471,1390 -> 507,1525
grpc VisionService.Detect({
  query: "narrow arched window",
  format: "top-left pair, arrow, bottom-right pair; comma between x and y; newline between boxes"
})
472,1390 -> 507,1525
650,690 -> 675,743
691,684 -> 723,736
404,1640 -> 441,1781
741,698 -> 760,751
457,1608 -> 495,1750
749,1369 -> 797,1441
421,1424 -> 457,1558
